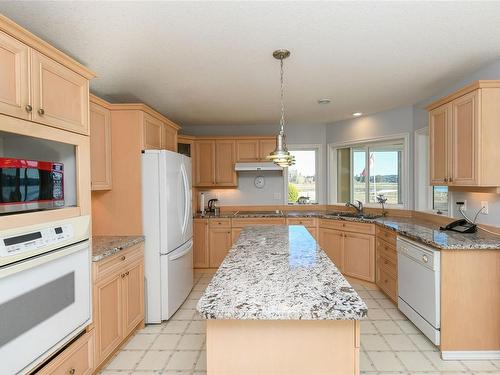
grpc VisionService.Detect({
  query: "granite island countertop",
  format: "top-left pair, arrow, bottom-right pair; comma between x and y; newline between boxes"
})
92,235 -> 145,262
197,225 -> 368,320
195,210 -> 500,250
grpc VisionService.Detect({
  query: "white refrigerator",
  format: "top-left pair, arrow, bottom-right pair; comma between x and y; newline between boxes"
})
142,150 -> 193,323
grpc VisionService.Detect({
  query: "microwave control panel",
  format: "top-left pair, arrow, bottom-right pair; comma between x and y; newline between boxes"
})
0,224 -> 74,259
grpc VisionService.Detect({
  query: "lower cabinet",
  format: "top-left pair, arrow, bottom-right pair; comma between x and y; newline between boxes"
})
193,218 -> 209,268
375,227 -> 398,302
209,227 -> 232,268
319,221 -> 376,282
37,330 -> 95,375
93,243 -> 145,370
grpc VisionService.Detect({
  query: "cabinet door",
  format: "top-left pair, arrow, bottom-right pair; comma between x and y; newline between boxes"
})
318,228 -> 344,271
194,140 -> 216,186
142,113 -> 163,149
31,50 -> 89,134
162,123 -> 178,152
215,140 -> 237,186
236,139 -> 259,161
231,227 -> 243,244
307,227 -> 318,241
343,232 -> 375,282
209,227 -> 232,268
90,102 -> 112,190
0,31 -> 30,120
194,219 -> 209,268
450,91 -> 479,185
94,274 -> 123,365
429,104 -> 450,185
259,139 -> 276,161
122,260 -> 145,336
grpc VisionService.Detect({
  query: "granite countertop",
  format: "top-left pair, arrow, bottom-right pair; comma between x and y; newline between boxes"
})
92,235 -> 145,262
196,225 -> 368,320
194,210 -> 500,250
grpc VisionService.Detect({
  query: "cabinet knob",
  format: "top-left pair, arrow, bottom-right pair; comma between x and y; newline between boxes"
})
38,108 -> 45,115
125,271 -> 130,276
121,255 -> 126,261
444,177 -> 448,182
121,273 -> 126,278
68,368 -> 76,375
449,176 -> 453,182
25,104 -> 33,113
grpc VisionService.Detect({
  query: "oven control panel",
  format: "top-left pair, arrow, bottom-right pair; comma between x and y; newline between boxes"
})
0,224 -> 74,259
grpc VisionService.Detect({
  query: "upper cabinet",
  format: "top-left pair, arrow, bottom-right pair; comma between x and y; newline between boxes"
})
194,139 -> 236,187
235,137 -> 276,162
0,30 -> 30,120
141,112 -> 179,152
427,81 -> 500,187
162,122 -> 178,152
0,18 -> 95,134
31,50 -> 89,134
90,99 -> 112,190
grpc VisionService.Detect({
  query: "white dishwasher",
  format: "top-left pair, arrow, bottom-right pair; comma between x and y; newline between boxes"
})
397,237 -> 440,345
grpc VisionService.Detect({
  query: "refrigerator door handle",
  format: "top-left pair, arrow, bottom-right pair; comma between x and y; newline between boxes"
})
168,239 -> 193,260
180,163 -> 190,236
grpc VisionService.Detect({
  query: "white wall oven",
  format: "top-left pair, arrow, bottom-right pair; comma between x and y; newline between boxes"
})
0,215 -> 91,375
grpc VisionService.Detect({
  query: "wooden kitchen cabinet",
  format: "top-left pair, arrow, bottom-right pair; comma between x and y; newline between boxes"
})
31,50 -> 90,135
318,220 -> 375,282
162,122 -> 178,152
194,218 -> 209,268
0,30 -> 30,120
343,232 -> 375,282
90,100 -> 112,190
259,138 -> 276,160
427,81 -> 500,187
286,217 -> 318,240
209,227 -> 232,268
194,139 -> 237,187
142,112 -> 163,149
236,139 -> 260,161
194,140 -> 216,186
318,228 -> 344,271
376,227 -> 398,302
36,330 -> 95,375
93,243 -> 144,369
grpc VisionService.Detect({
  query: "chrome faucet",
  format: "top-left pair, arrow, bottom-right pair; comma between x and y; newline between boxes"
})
345,200 -> 364,214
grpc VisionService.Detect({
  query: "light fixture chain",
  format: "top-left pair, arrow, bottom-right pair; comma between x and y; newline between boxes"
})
280,57 -> 285,133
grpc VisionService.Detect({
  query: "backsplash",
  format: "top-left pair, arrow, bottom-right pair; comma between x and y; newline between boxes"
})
197,171 -> 284,210
451,191 -> 500,227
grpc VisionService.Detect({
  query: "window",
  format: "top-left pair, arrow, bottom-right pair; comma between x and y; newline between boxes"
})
332,138 -> 407,206
432,186 -> 449,213
286,147 -> 319,204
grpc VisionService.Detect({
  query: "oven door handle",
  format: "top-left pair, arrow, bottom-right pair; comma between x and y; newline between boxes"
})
0,240 -> 90,279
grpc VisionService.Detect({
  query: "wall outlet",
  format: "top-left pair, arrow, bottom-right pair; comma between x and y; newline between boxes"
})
456,200 -> 467,211
273,192 -> 281,200
480,201 -> 489,215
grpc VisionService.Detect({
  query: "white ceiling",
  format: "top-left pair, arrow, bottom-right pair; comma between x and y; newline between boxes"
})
3,1 -> 500,126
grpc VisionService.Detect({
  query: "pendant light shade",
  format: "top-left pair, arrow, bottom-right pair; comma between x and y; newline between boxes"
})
267,49 -> 295,167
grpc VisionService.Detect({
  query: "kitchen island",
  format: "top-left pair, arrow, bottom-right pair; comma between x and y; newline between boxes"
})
197,225 -> 367,375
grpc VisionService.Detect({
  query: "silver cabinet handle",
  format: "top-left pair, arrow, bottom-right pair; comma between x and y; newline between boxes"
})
38,108 -> 45,115
422,255 -> 428,263
25,104 -> 33,113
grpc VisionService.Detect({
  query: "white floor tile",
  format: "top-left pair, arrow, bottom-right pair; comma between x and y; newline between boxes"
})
363,298 -> 381,309
186,321 -> 206,334
162,320 -> 189,334
407,333 -> 438,351
382,334 -> 418,351
367,308 -> 391,320
124,333 -> 157,350
360,320 -> 378,334
395,320 -> 420,334
462,360 -> 499,371
106,350 -> 145,370
165,350 -> 199,370
423,350 -> 466,371
373,320 -> 403,334
397,350 -> 436,372
177,334 -> 205,350
360,351 -> 376,372
171,308 -> 196,321
135,350 -> 171,370
366,351 -> 405,372
385,308 -> 407,320
195,351 -> 207,371
151,334 -> 181,350
361,334 -> 390,351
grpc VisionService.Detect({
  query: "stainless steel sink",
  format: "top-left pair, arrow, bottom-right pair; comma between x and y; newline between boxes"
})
325,211 -> 382,220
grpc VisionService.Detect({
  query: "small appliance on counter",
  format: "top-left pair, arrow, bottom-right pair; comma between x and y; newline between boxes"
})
199,192 -> 206,215
0,157 -> 64,215
207,198 -> 220,216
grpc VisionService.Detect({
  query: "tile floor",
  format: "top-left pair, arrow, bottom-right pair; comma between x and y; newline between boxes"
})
101,269 -> 500,375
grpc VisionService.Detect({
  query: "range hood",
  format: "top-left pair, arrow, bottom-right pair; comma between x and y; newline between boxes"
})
234,162 -> 283,172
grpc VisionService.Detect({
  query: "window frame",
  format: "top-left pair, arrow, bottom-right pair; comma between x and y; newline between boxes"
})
283,144 -> 322,205
328,133 -> 410,209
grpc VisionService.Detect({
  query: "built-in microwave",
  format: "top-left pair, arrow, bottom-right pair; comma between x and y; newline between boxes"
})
0,157 -> 64,215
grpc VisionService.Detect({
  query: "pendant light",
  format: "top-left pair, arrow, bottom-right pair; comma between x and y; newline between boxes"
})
267,49 -> 295,167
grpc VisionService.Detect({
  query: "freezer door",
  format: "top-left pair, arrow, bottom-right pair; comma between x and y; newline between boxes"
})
160,239 -> 194,320
160,151 -> 192,253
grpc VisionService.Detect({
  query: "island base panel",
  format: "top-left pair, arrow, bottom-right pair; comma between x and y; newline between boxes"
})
206,320 -> 360,375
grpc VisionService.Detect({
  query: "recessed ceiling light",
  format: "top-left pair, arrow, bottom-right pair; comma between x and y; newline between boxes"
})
352,112 -> 363,117
317,98 -> 331,104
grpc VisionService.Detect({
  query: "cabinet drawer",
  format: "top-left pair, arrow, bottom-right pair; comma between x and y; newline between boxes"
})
286,218 -> 317,227
376,238 -> 397,263
377,267 -> 398,303
93,243 -> 144,282
37,330 -> 94,375
209,218 -> 231,228
376,226 -> 397,246
377,252 -> 397,278
319,219 -> 375,235
231,218 -> 286,228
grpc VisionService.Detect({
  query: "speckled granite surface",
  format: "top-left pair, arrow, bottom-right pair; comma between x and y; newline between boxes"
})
197,225 -> 368,320
194,210 -> 500,250
92,235 -> 145,262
